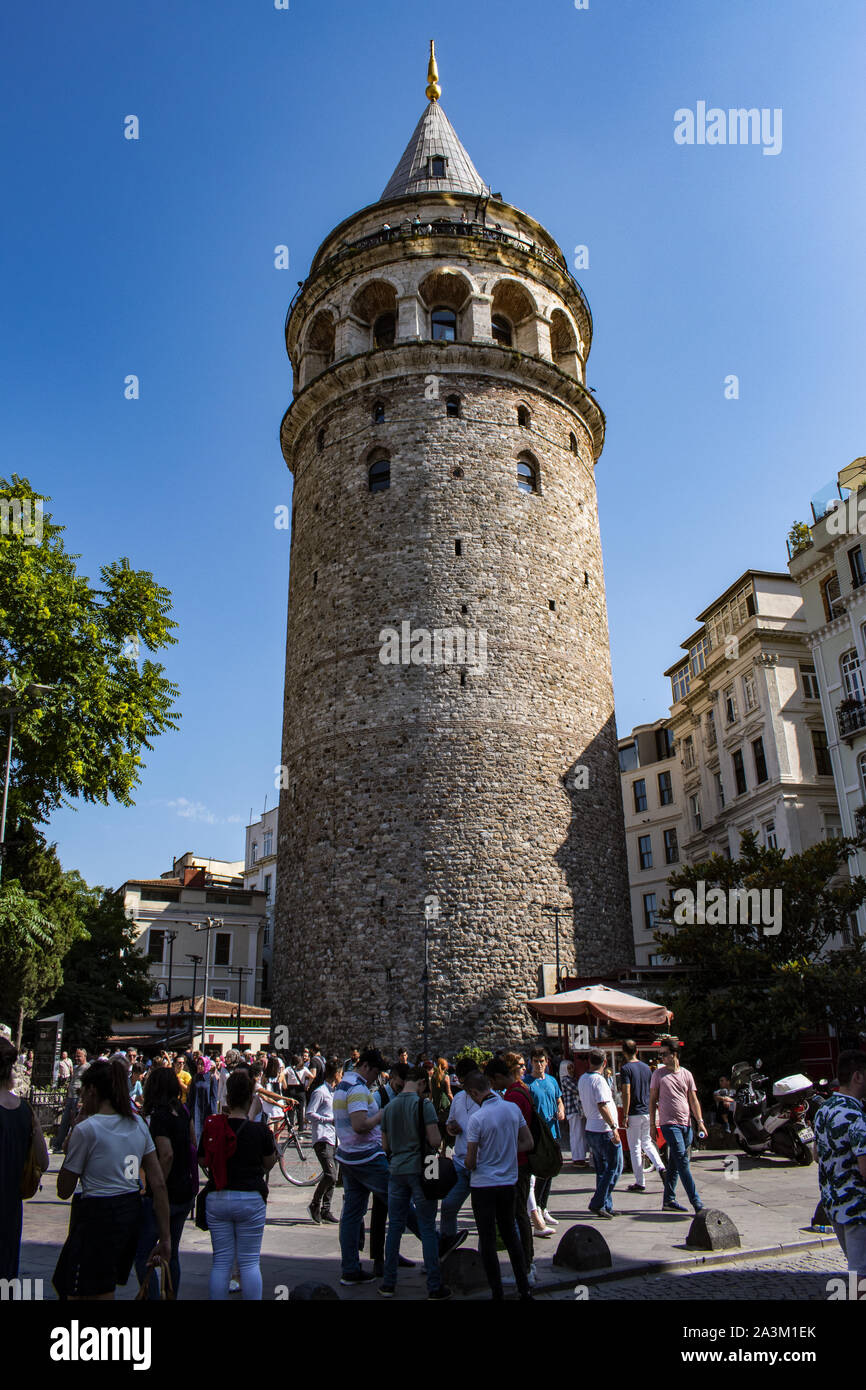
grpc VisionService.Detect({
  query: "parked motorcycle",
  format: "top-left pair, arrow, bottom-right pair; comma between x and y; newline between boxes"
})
730,1060 -> 815,1165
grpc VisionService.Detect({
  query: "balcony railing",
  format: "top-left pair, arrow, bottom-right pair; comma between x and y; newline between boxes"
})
854,804 -> 866,840
838,700 -> 866,740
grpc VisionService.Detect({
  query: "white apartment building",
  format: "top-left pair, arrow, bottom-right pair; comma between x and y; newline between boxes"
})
664,570 -> 840,866
618,719 -> 684,969
119,851 -> 268,1010
244,806 -> 278,1004
788,464 -> 866,937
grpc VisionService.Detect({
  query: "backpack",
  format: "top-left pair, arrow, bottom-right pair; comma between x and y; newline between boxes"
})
527,1090 -> 563,1180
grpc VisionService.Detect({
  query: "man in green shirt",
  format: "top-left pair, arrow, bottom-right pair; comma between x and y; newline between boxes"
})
380,1066 -> 451,1299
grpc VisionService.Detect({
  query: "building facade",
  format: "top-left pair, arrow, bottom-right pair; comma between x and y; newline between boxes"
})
273,50 -> 633,1053
119,853 -> 268,1013
618,719 -> 684,968
244,806 -> 278,1004
788,468 -> 866,936
664,571 -> 840,866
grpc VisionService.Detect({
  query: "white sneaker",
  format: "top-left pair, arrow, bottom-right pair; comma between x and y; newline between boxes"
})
533,1224 -> 554,1238
543,1210 -> 558,1226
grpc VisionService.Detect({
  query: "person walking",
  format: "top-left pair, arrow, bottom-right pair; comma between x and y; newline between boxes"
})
528,1048 -> 564,1227
438,1056 -> 478,1259
187,1057 -> 216,1145
52,1047 -> 88,1153
379,1066 -> 450,1299
431,1057 -> 453,1144
620,1040 -> 665,1193
495,1052 -> 538,1277
307,1058 -> 341,1225
648,1037 -> 707,1214
577,1049 -> 623,1218
53,1059 -> 170,1300
464,1071 -> 534,1300
813,1048 -> 866,1279
134,1063 -> 195,1297
199,1067 -> 277,1299
0,1037 -> 50,1278
561,1060 -> 588,1166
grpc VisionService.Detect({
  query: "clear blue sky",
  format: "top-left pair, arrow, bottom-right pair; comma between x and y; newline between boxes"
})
5,1 -> 865,888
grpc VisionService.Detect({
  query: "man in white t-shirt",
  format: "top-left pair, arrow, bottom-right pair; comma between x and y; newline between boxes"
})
465,1072 -> 534,1301
437,1058 -> 479,1258
577,1049 -> 623,1218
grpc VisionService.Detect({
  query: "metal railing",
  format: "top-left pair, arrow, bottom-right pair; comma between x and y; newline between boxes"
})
838,701 -> 866,740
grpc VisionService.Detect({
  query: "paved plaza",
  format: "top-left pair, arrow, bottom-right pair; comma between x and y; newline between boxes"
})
18,1145 -> 844,1301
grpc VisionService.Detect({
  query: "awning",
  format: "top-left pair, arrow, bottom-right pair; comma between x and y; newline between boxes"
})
526,984 -> 672,1027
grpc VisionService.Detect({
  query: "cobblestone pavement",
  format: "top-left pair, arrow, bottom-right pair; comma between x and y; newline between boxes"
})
539,1246 -> 847,1300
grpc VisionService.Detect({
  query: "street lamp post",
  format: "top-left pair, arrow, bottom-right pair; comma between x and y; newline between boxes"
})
194,917 -> 223,1053
163,931 -> 178,1046
186,954 -> 202,1049
541,904 -> 568,991
231,966 -> 253,1047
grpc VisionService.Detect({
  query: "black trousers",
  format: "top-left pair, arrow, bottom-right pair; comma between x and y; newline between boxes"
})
312,1141 -> 337,1214
514,1166 -> 534,1269
470,1184 -> 530,1299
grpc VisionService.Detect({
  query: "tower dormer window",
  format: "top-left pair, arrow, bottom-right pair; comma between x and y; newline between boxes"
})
445,395 -> 461,419
569,432 -> 578,454
373,400 -> 386,424
517,405 -> 531,428
517,454 -> 539,494
432,306 -> 457,342
430,155 -> 447,177
317,428 -> 325,452
368,452 -> 391,494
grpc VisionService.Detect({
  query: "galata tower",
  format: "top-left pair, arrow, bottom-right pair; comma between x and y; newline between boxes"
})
274,44 -> 633,1055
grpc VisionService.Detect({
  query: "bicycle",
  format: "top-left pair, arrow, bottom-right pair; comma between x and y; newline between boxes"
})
267,1099 -> 318,1186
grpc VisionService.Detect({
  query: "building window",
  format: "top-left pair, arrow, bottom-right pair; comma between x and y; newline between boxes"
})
664,828 -> 679,864
822,574 -> 843,622
715,771 -> 725,809
656,726 -> 674,760
431,306 -> 457,341
213,989 -> 228,1001
368,453 -> 391,493
492,314 -> 512,346
214,934 -> 231,967
643,893 -> 657,930
148,929 -> 165,963
800,663 -> 819,700
849,546 -> 866,589
812,728 -> 832,776
516,457 -> 538,493
316,428 -> 325,453
682,735 -> 695,771
264,873 -> 272,901
705,708 -> 717,749
250,842 -> 258,864
263,830 -> 273,857
373,313 -> 396,349
671,665 -> 691,703
764,820 -> 777,849
841,649 -> 865,702
633,778 -> 647,812
638,835 -> 653,870
618,740 -> 638,772
430,155 -> 446,177
445,395 -> 461,418
742,672 -> 758,712
723,685 -> 738,724
689,793 -> 702,832
732,748 -> 747,796
569,432 -> 578,454
372,400 -> 386,424
689,635 -> 710,677
752,736 -> 768,784
517,404 -> 531,427
658,770 -> 673,806
859,751 -> 866,800
705,581 -> 756,652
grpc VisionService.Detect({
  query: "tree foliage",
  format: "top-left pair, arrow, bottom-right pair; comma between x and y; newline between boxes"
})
0,474 -> 180,829
654,831 -> 866,1084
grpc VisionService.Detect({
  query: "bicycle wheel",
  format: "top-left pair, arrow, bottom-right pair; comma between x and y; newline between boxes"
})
276,1128 -> 319,1186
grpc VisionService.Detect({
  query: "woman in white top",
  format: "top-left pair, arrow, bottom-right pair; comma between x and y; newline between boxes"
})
305,1059 -> 342,1224
53,1058 -> 170,1300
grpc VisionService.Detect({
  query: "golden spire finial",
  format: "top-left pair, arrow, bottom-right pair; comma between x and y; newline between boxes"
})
425,39 -> 441,101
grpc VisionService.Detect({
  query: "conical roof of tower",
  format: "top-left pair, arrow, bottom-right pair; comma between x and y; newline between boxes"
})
380,99 -> 490,201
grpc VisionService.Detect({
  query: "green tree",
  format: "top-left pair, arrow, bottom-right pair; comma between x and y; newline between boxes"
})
654,832 -> 866,1084
0,881 -> 63,1049
0,474 -> 180,833
787,520 -> 813,558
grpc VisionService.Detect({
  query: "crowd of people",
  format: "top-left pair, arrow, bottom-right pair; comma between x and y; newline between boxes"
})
2,1027 -> 865,1298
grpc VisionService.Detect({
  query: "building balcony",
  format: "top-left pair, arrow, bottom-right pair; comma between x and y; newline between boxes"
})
837,700 -> 866,742
854,804 -> 866,840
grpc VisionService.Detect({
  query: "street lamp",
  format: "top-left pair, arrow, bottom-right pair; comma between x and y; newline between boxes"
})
230,966 -> 253,1047
423,895 -> 440,1059
0,682 -> 57,882
193,918 -> 223,1052
186,954 -> 202,1049
541,904 -> 570,992
163,931 -> 178,1046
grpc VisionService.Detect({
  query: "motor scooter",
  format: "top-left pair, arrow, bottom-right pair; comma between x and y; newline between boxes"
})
730,1061 -> 815,1164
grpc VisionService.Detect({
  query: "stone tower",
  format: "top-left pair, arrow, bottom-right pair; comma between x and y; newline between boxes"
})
274,45 -> 632,1055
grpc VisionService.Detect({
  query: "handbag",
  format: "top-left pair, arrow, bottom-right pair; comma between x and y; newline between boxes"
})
135,1257 -> 175,1301
417,1095 -> 457,1200
20,1100 -> 46,1199
527,1091 -> 563,1180
195,1178 -> 213,1230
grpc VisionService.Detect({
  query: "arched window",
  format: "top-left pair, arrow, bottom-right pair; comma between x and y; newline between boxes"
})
517,405 -> 531,428
373,312 -> 396,348
316,428 -> 325,453
841,648 -> 865,702
431,307 -> 457,342
517,456 -> 538,493
492,314 -> 513,347
372,400 -> 386,424
446,395 -> 461,419
569,432 -> 578,454
368,453 -> 390,494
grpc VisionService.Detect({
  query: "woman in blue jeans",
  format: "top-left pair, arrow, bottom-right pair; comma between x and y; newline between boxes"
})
199,1068 -> 277,1299
134,1064 -> 195,1297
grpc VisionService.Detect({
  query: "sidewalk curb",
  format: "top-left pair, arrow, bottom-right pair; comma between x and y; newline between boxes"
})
533,1233 -> 838,1294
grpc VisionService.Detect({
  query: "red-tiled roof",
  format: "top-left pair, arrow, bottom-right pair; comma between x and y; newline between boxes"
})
147,995 -> 271,1020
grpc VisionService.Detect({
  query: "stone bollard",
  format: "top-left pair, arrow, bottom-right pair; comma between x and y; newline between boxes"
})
288,1281 -> 340,1300
444,1247 -> 489,1295
685,1209 -> 741,1251
552,1223 -> 612,1272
